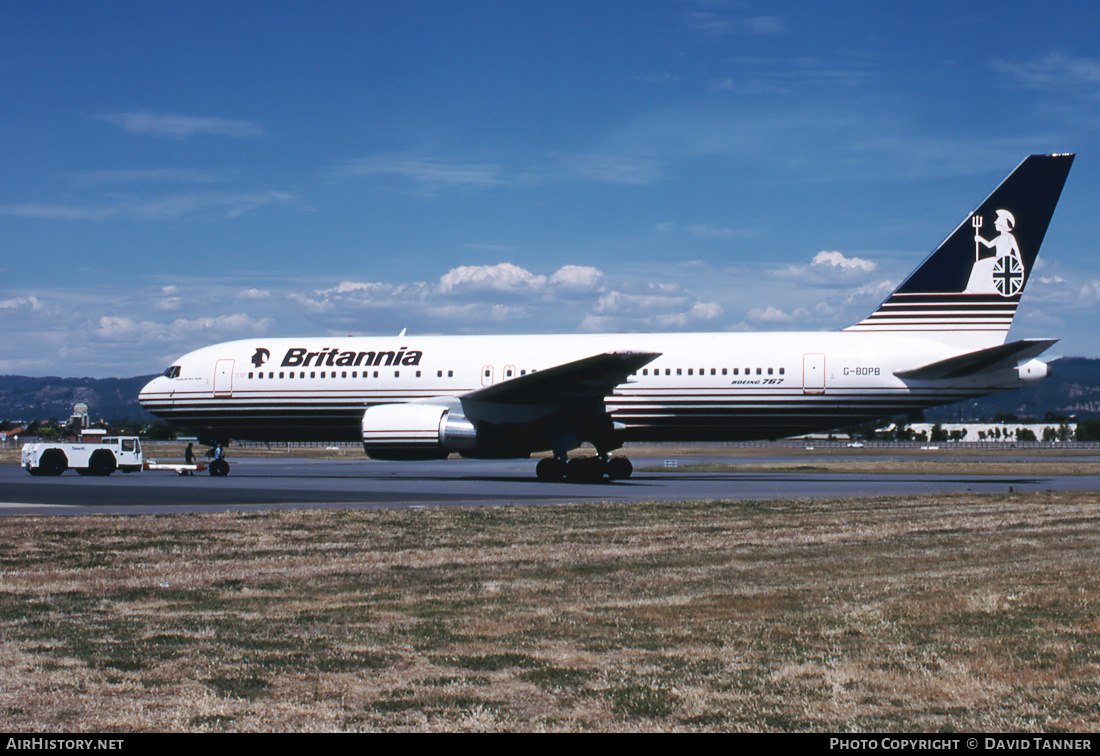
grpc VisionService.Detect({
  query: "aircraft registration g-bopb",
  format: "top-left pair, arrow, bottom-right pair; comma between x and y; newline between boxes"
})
140,154 -> 1074,481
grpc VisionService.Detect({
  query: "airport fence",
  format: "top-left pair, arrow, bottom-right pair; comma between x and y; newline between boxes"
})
229,439 -> 1100,451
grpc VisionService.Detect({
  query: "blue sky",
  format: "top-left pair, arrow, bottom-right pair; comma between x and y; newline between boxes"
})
3,0 -> 1100,377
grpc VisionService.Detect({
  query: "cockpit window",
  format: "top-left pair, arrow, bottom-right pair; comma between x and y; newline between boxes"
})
163,365 -> 181,379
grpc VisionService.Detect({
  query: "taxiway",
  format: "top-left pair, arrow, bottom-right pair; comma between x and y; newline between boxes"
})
3,455 -> 1099,516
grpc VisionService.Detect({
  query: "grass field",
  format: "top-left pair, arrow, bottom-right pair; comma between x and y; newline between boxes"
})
1,490 -> 1098,732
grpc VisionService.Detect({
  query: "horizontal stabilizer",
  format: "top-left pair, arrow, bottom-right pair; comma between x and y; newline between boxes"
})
895,339 -> 1058,381
464,351 -> 661,405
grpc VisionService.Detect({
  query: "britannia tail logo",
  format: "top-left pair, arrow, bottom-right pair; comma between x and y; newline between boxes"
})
251,348 -> 270,368
965,209 -> 1024,297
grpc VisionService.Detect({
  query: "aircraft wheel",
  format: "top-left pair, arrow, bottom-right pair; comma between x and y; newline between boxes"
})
565,457 -> 606,483
536,458 -> 565,482
209,459 -> 230,477
606,457 -> 633,480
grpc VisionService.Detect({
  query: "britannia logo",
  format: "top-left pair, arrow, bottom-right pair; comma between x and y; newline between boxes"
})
965,209 -> 1024,296
251,348 -> 270,368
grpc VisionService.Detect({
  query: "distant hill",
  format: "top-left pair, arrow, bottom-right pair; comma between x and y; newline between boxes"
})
0,375 -> 158,424
1,358 -> 1098,427
924,357 -> 1100,422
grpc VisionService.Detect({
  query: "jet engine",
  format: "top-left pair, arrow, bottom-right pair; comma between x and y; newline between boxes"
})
1017,358 -> 1050,386
361,403 -> 477,460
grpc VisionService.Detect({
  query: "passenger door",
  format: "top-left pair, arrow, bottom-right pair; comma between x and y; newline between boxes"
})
803,353 -> 825,395
214,360 -> 235,397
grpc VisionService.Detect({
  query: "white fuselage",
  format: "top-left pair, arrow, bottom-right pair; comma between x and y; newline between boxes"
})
138,330 -> 1019,449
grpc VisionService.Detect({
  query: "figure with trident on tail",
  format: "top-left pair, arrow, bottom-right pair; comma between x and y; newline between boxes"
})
965,209 -> 1023,295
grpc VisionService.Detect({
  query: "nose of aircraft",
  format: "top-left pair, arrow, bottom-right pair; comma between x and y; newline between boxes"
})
138,374 -> 166,410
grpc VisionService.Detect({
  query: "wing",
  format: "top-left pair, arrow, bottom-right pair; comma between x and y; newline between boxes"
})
895,338 -> 1058,381
465,351 -> 660,404
459,351 -> 661,424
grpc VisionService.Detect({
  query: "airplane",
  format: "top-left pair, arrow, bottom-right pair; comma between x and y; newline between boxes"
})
139,154 -> 1075,481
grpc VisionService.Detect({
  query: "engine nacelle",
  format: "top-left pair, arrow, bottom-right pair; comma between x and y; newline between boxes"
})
1017,358 -> 1050,386
361,403 -> 478,460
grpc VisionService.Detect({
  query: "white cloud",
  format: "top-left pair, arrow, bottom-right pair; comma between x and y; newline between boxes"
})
685,11 -> 786,37
811,250 -> 876,272
95,112 -> 266,139
170,314 -> 274,336
93,313 -> 273,343
747,305 -> 802,323
1079,280 -> 1100,307
0,191 -> 296,222
436,263 -> 604,296
548,265 -> 604,291
67,168 -> 234,188
95,316 -> 152,340
772,250 -> 879,283
439,263 -> 546,293
991,52 -> 1100,92
335,152 -> 669,191
684,223 -> 753,240
0,295 -> 43,311
335,156 -> 506,189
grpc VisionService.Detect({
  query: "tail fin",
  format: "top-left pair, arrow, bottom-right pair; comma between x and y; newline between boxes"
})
846,154 -> 1074,346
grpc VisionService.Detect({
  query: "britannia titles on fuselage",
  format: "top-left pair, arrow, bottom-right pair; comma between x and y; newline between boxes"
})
280,346 -> 424,368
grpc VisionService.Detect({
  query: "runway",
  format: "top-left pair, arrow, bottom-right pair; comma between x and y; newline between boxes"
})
3,454 -> 1099,515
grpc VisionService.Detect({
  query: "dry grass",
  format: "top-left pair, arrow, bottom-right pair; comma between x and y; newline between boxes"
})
1,492 -> 1099,732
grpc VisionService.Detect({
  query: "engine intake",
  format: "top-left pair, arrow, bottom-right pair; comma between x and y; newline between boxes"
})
361,404 -> 478,460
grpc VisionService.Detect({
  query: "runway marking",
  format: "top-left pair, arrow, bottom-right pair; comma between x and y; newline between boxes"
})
0,502 -> 70,509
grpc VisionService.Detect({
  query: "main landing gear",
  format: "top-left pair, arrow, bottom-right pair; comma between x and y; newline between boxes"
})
535,455 -> 633,483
